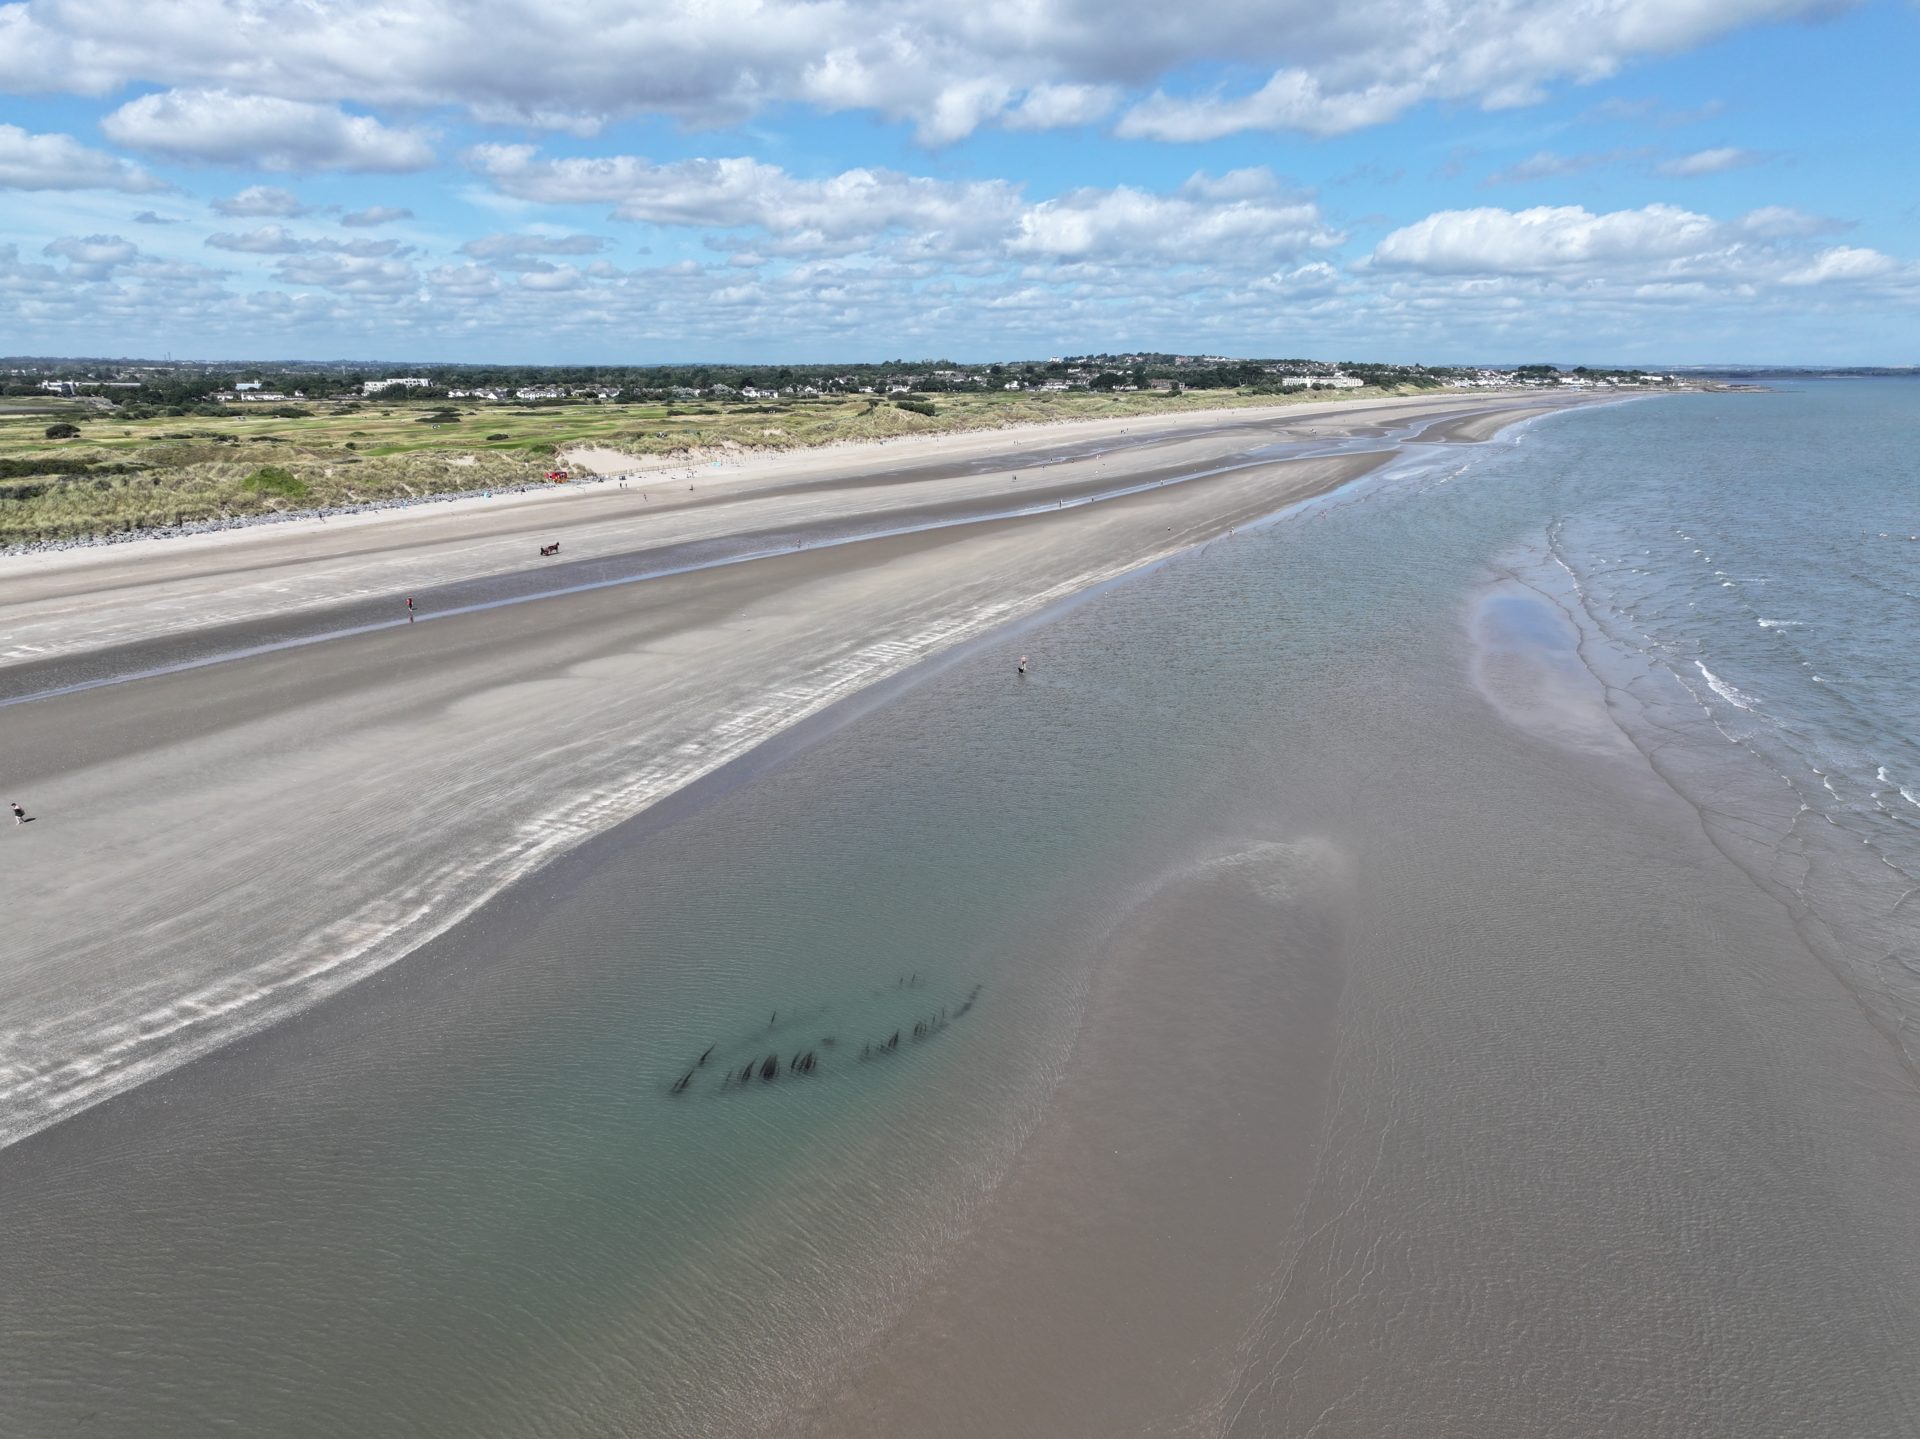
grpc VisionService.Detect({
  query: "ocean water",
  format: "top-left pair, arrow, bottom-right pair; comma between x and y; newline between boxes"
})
2,383 -> 1917,1436
1492,382 -> 1920,1062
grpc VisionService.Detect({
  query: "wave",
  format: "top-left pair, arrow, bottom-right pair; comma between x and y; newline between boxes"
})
1881,768 -> 1920,810
1757,618 -> 1802,629
1694,660 -> 1758,711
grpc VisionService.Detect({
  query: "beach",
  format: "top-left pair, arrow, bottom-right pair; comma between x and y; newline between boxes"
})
0,390 -> 1566,1148
5,383 -> 1917,1438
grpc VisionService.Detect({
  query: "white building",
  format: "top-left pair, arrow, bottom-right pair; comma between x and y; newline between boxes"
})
361,377 -> 432,395
1281,374 -> 1365,390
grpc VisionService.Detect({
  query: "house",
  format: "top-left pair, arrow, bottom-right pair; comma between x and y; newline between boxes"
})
362,377 -> 432,395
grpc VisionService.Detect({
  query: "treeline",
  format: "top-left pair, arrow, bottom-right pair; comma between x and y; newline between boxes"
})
2,352 -> 1459,411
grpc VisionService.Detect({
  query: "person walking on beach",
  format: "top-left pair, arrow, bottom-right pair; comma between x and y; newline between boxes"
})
1018,655 -> 1028,676
11,801 -> 28,824
406,596 -> 415,622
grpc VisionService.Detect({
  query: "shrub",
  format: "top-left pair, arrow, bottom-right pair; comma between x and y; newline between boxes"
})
486,432 -> 511,441
893,398 -> 937,417
270,406 -> 312,418
241,465 -> 309,500
45,422 -> 81,439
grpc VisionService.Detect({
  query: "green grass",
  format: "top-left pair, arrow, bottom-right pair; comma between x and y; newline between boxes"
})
240,465 -> 310,500
0,386 -> 1405,547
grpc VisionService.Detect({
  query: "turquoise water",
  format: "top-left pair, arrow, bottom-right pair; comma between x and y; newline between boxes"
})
3,384 -> 1917,1436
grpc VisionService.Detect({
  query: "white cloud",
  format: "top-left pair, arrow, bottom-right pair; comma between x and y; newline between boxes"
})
0,123 -> 162,192
42,233 -> 140,280
1114,0 -> 1838,141
340,206 -> 414,227
0,0 -> 1848,145
1366,202 -> 1916,320
1010,171 -> 1343,264
205,225 -> 309,254
469,147 -> 1338,269
461,232 -> 610,264
1779,245 -> 1899,284
469,145 -> 1022,251
274,251 -> 420,295
132,210 -> 177,224
210,185 -> 311,217
1658,146 -> 1763,176
518,265 -> 586,291
103,90 -> 434,172
1003,84 -> 1119,131
1373,204 -> 1726,274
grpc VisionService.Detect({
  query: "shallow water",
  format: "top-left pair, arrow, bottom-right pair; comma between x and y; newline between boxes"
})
3,384 -> 1918,1436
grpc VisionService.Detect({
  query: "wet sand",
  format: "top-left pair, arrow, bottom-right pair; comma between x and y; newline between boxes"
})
0,389 -> 1580,1152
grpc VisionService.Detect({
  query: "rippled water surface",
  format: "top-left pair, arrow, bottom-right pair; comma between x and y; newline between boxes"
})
3,384 -> 1917,1437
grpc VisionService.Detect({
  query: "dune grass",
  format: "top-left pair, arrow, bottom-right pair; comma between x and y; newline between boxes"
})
0,386 -> 1396,547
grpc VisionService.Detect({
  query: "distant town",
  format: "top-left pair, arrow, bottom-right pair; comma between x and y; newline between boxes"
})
2,354 -> 1689,416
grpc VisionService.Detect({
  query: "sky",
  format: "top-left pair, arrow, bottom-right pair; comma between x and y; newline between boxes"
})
0,0 -> 1916,365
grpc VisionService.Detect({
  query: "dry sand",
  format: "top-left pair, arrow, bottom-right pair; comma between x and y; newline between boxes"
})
0,390 -> 1585,1148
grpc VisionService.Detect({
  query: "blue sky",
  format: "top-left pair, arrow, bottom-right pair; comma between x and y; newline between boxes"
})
1,0 -> 1915,364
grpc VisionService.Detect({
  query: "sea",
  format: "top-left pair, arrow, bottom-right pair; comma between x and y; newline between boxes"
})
2,380 -> 1917,1437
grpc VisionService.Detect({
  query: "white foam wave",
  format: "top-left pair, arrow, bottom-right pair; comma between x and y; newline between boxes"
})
1757,618 -> 1802,629
1694,660 -> 1758,711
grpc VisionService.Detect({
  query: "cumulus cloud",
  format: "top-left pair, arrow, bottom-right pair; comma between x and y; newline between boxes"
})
1114,0 -> 1834,141
1003,84 -> 1119,131
0,123 -> 163,192
1010,170 -> 1343,264
42,233 -> 140,280
469,147 -> 1338,269
1374,203 -> 1727,274
210,185 -> 311,217
340,206 -> 414,227
460,232 -> 609,262
273,251 -> 420,295
205,227 -> 416,261
0,0 -> 1846,144
1369,203 -> 1914,307
103,89 -> 434,171
469,145 -> 1022,251
205,225 -> 310,254
1658,146 -> 1763,176
1779,245 -> 1899,285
